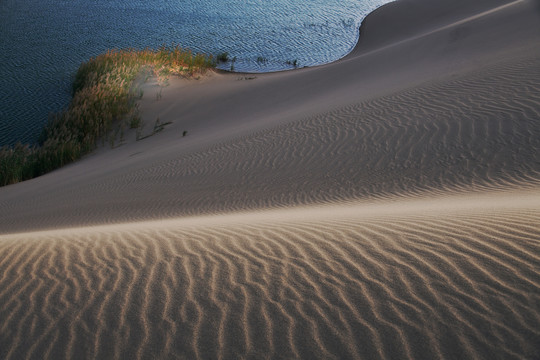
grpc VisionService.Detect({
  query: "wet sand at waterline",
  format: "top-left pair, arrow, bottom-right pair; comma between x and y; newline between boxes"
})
1,0 -> 539,358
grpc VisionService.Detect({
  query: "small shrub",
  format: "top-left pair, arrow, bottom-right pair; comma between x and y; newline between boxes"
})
286,59 -> 298,68
217,52 -> 229,63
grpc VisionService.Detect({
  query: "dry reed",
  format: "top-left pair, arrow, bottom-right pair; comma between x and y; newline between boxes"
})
0,46 -> 215,186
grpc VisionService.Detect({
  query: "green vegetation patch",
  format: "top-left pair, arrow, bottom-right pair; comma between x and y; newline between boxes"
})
0,46 -> 215,187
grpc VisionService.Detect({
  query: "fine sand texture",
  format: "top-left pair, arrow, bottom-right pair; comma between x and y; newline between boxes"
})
1,0 -> 540,358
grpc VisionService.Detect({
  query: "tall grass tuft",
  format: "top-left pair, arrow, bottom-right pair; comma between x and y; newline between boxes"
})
0,45 -> 215,187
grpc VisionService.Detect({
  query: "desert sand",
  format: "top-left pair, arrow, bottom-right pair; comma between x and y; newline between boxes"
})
1,0 -> 539,358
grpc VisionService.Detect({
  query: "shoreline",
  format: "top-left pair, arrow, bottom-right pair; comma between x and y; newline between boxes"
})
0,0 -> 389,184
210,1 -> 395,75
0,0 -> 391,148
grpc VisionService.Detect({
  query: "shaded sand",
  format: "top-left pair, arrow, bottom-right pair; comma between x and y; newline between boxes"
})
1,0 -> 540,358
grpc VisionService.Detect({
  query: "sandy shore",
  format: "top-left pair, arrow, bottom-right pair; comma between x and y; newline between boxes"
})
1,0 -> 539,358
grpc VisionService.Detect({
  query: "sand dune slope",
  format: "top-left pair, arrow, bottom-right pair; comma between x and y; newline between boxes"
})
0,46 -> 539,232
1,194 -> 539,360
0,0 -> 539,359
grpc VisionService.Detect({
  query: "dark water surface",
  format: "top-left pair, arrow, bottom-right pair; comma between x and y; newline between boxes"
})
0,0 -> 389,146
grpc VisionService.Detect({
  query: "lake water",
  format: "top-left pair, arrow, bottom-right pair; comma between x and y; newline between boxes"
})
0,0 -> 389,146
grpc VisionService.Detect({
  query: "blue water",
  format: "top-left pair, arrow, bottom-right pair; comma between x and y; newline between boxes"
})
0,0 -> 389,146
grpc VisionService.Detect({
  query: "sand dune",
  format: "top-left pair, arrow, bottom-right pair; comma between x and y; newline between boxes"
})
1,0 -> 539,358
1,195 -> 539,359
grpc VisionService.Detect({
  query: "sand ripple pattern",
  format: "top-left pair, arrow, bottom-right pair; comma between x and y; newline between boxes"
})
1,54 -> 539,232
113,55 -> 540,205
0,206 -> 539,359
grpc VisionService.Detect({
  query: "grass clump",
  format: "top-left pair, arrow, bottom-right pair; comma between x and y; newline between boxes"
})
256,56 -> 268,64
0,45 -> 215,187
286,59 -> 298,68
216,52 -> 229,63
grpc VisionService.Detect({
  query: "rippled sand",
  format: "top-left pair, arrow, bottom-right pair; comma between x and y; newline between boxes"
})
0,0 -> 539,358
1,195 -> 539,359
